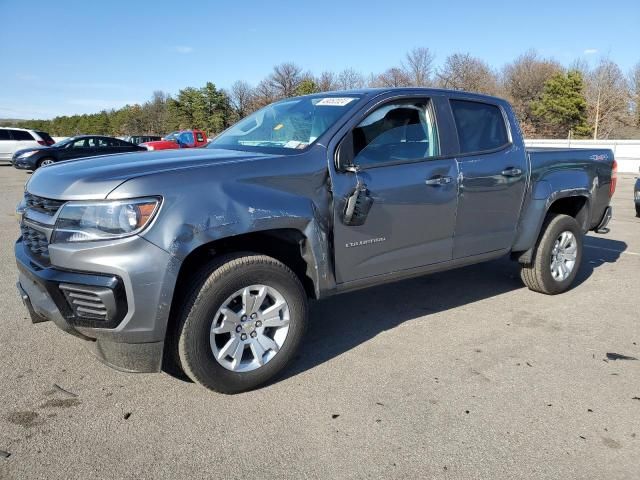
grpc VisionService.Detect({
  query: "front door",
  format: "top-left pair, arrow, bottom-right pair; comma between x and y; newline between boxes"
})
64,137 -> 97,160
449,99 -> 528,258
331,98 -> 458,284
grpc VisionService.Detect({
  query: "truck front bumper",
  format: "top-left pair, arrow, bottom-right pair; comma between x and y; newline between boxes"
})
15,235 -> 179,373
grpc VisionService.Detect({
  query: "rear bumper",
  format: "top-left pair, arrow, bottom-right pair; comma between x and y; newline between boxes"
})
15,235 -> 179,372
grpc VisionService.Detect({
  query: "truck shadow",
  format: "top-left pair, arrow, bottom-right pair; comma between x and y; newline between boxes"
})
279,235 -> 627,382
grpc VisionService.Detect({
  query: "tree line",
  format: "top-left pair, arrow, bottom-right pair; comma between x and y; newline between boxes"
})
4,48 -> 640,140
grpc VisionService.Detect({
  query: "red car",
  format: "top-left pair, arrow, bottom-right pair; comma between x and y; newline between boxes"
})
142,129 -> 208,151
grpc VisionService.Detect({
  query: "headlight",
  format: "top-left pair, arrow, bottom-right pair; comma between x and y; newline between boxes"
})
52,197 -> 161,243
17,151 -> 37,158
145,145 -> 154,151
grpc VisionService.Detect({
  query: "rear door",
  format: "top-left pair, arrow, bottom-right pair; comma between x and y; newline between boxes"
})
450,99 -> 527,258
331,96 -> 458,283
10,129 -> 39,151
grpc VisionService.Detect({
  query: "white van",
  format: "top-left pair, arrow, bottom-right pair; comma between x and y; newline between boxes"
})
0,127 -> 55,163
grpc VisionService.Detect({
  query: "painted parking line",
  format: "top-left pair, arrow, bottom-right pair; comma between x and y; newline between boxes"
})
584,244 -> 640,256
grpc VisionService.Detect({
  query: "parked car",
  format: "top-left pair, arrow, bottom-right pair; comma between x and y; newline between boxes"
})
634,169 -> 639,216
141,129 -> 208,150
15,88 -> 615,394
123,135 -> 162,145
12,135 -> 146,169
0,127 -> 55,163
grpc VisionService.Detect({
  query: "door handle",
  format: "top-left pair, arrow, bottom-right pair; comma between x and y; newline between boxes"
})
501,167 -> 522,177
425,175 -> 453,186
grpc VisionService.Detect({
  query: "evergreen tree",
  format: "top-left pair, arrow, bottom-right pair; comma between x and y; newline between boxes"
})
531,71 -> 591,138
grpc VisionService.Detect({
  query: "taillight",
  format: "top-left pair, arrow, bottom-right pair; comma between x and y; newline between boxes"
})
609,159 -> 617,197
46,139 -> 55,145
37,140 -> 46,146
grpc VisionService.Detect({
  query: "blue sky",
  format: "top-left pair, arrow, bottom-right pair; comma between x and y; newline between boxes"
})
0,0 -> 638,119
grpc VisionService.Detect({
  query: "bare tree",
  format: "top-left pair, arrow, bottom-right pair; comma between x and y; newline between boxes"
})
502,50 -> 563,136
268,62 -> 303,98
316,71 -> 338,92
585,58 -> 630,139
337,68 -> 365,90
628,62 -> 640,128
251,79 -> 278,110
229,80 -> 254,119
370,68 -> 412,88
436,53 -> 499,95
402,47 -> 434,86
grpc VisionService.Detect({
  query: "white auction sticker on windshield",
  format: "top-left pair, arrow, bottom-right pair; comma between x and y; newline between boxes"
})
316,97 -> 356,106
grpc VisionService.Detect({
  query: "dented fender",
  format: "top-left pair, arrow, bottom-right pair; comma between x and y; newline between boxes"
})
107,148 -> 336,298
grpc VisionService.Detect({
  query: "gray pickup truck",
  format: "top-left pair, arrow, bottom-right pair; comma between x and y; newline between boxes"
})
15,88 -> 615,393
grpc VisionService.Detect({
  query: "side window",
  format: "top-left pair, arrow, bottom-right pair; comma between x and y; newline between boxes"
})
97,138 -> 115,148
179,132 -> 194,145
351,100 -> 438,167
11,130 -> 35,141
196,132 -> 204,142
72,138 -> 95,148
450,100 -> 509,154
0,130 -> 10,140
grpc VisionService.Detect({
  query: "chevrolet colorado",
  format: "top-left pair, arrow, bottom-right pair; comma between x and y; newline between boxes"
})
15,88 -> 615,393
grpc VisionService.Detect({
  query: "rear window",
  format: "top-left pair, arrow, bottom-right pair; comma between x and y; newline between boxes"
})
0,130 -> 10,140
36,131 -> 54,144
10,130 -> 35,141
450,100 -> 509,154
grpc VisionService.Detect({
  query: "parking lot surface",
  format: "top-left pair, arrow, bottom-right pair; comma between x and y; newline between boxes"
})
0,165 -> 638,479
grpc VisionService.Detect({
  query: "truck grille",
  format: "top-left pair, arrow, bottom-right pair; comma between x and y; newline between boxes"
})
20,223 -> 50,263
24,193 -> 65,215
59,283 -> 117,323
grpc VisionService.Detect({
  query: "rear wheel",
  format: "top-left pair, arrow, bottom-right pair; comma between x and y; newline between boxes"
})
520,214 -> 583,295
636,204 -> 640,217
175,253 -> 308,394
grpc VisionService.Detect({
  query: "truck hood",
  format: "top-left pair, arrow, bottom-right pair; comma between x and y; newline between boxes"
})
26,148 -> 275,200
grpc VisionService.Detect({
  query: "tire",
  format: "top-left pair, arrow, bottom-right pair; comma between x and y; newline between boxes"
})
37,158 -> 55,168
174,253 -> 308,394
520,214 -> 583,295
636,204 -> 640,218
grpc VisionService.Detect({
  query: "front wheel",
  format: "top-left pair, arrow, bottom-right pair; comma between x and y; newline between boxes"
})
176,253 -> 308,394
520,214 -> 583,295
37,158 -> 55,168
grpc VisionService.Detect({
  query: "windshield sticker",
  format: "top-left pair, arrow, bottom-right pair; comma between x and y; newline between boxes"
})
273,123 -> 284,131
284,140 -> 304,149
316,97 -> 356,107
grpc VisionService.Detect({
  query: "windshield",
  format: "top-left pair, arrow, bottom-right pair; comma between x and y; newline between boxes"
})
209,95 -> 361,153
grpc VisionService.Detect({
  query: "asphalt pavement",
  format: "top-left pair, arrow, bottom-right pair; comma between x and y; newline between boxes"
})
0,165 -> 638,479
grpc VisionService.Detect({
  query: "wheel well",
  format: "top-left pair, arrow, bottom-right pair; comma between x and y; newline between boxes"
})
512,195 -> 589,265
172,229 -> 316,302
547,196 -> 589,230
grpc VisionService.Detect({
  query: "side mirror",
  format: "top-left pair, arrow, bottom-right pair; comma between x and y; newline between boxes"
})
336,132 -> 356,172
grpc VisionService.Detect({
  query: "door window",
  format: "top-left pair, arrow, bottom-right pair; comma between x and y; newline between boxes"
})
97,138 -> 116,148
350,101 -> 439,168
196,132 -> 204,142
71,138 -> 97,148
10,130 -> 35,141
450,100 -> 509,154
